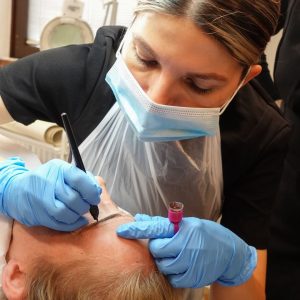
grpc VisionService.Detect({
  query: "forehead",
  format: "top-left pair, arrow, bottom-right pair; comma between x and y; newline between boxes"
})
13,180 -> 153,271
18,213 -> 151,274
84,184 -> 132,225
74,214 -> 135,250
70,193 -> 134,248
75,212 -> 133,238
18,189 -> 136,254
69,214 -> 153,271
129,12 -> 241,75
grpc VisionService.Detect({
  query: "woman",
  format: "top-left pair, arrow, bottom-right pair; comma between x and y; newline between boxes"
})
0,0 -> 289,299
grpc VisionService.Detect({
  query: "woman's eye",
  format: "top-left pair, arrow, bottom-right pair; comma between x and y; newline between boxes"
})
185,78 -> 213,94
133,50 -> 158,67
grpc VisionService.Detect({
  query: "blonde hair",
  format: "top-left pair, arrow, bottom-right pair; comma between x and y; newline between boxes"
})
134,0 -> 280,68
25,257 -> 181,300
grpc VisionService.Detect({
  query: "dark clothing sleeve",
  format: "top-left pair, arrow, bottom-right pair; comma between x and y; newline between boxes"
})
1,44 -> 97,125
0,26 -> 126,144
224,1 -> 291,247
274,0 -> 300,117
220,80 -> 290,249
266,0 -> 300,298
256,54 -> 280,101
277,0 -> 289,33
255,0 -> 289,101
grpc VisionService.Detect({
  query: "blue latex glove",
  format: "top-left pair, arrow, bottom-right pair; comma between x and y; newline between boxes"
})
0,157 -> 101,231
117,214 -> 257,288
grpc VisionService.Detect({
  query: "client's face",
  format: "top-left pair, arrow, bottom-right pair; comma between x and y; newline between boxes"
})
6,177 -> 153,274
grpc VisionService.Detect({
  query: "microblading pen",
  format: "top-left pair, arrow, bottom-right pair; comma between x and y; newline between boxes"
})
61,112 -> 99,222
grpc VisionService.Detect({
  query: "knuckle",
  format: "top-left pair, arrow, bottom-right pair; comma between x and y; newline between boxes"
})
95,176 -> 106,187
188,219 -> 202,231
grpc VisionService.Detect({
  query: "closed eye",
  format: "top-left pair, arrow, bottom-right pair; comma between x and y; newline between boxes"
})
133,46 -> 158,67
184,77 -> 213,94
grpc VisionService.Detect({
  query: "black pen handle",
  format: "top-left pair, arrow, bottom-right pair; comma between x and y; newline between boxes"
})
61,112 -> 99,221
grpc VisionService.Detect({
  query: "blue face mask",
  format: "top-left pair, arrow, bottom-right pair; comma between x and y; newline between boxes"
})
105,53 -> 246,142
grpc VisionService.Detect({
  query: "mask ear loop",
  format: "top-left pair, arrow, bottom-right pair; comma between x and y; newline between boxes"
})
219,67 -> 251,114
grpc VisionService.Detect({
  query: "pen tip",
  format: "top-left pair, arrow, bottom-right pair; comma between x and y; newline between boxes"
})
90,205 -> 99,222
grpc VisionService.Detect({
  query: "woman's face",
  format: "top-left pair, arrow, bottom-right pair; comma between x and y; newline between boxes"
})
122,12 -> 258,108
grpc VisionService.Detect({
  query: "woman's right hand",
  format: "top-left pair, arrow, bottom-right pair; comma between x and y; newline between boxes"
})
0,157 -> 101,231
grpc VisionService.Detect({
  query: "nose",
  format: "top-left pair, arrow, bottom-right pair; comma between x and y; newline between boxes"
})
145,72 -> 179,106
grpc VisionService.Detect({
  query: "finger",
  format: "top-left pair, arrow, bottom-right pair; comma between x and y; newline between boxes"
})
134,214 -> 168,222
55,182 -> 90,215
46,199 -> 83,224
95,176 -> 106,187
167,271 -> 204,288
63,165 -> 101,205
154,257 -> 189,275
116,220 -> 174,239
149,237 -> 181,258
86,171 -> 102,202
167,274 -> 190,288
1,157 -> 25,167
98,179 -> 115,206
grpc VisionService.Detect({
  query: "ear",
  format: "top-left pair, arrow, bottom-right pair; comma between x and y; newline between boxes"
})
2,259 -> 26,300
242,64 -> 262,86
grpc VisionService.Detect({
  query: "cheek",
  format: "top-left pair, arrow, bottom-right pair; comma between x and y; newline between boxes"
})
132,71 -> 151,93
123,51 -> 152,92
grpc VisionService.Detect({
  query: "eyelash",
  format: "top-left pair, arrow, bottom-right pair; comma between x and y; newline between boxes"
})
185,78 -> 213,95
133,50 -> 158,67
133,48 -> 213,95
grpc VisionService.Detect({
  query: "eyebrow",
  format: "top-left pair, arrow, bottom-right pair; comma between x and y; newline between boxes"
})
187,72 -> 227,82
73,213 -> 123,234
97,213 -> 123,224
133,34 -> 157,58
132,34 -> 227,82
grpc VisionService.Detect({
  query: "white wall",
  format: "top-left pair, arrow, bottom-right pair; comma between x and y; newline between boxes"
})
0,0 -> 282,72
0,0 -> 12,57
265,30 -> 283,78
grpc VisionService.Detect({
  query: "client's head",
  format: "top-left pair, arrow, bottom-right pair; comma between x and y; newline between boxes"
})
2,177 -> 179,300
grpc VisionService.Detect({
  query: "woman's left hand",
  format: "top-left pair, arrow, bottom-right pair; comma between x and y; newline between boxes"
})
117,214 -> 257,288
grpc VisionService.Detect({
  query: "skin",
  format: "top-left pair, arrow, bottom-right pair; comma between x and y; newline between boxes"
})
0,97 -> 11,124
122,12 -> 261,109
2,178 -> 154,300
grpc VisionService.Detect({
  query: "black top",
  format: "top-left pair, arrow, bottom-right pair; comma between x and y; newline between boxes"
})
266,0 -> 300,298
256,0 -> 289,101
0,26 -> 290,249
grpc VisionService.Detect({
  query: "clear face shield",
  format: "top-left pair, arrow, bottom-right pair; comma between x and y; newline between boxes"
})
79,28 -> 249,221
106,29 -> 250,142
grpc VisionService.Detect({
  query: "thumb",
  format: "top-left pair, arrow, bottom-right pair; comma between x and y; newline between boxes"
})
116,218 -> 175,239
134,213 -> 168,222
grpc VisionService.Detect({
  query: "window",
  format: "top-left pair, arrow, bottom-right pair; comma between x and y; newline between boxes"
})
10,0 -> 39,57
10,0 -> 137,58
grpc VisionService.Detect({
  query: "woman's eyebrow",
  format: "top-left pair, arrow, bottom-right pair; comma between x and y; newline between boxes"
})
132,34 -> 227,82
187,72 -> 227,82
72,213 -> 124,234
132,34 -> 157,57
